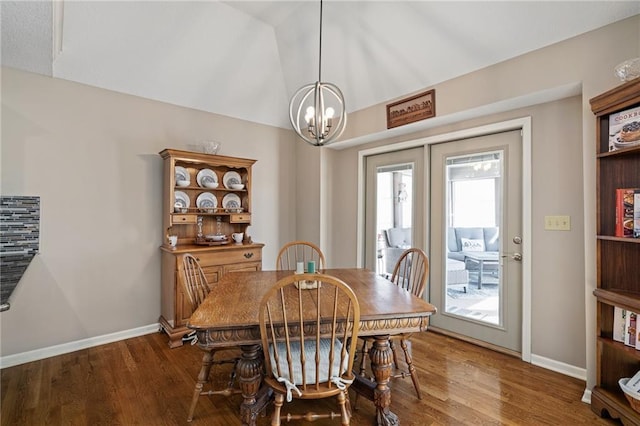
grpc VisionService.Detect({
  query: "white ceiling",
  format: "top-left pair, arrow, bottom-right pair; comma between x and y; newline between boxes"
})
2,1 -> 639,129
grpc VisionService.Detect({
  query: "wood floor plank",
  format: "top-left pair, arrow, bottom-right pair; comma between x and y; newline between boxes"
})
1,330 -> 616,425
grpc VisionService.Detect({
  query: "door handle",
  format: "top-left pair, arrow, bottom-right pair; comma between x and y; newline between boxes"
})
501,253 -> 522,261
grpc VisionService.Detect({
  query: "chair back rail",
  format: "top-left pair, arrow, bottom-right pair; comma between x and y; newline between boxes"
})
276,240 -> 326,271
390,248 -> 429,298
182,253 -> 211,310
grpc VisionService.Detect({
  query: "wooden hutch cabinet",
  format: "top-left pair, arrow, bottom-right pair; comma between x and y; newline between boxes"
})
158,149 -> 263,348
590,78 -> 640,422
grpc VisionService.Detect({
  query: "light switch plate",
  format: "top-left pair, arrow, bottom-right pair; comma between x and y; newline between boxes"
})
544,215 -> 571,231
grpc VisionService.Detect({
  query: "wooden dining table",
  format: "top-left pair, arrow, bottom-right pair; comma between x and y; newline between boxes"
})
188,268 -> 437,426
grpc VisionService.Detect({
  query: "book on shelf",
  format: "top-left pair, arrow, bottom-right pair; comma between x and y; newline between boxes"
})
635,190 -> 640,238
616,188 -> 638,238
614,307 -> 627,343
608,105 -> 640,152
626,311 -> 638,347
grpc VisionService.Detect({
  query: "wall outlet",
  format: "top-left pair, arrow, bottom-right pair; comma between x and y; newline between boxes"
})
544,215 -> 571,231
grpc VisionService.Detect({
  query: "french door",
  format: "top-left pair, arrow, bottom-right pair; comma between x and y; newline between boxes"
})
363,147 -> 424,276
429,130 -> 523,353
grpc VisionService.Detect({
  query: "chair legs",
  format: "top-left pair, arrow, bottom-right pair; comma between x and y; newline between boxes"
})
271,393 -> 284,426
357,338 -> 371,379
187,350 -> 214,421
187,349 -> 241,422
270,391 -> 351,425
389,338 -> 400,369
391,337 -> 422,399
353,338 -> 371,410
356,336 -> 422,406
337,390 -> 351,425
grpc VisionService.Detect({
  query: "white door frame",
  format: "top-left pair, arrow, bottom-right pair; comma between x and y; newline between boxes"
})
356,117 -> 532,362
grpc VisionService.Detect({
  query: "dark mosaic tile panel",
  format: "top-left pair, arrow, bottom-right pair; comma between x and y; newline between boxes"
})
1,196 -> 40,308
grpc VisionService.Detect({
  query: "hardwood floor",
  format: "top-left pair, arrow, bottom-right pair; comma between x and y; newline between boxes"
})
1,330 -> 616,425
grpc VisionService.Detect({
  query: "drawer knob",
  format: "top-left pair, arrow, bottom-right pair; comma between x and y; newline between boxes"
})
244,252 -> 253,259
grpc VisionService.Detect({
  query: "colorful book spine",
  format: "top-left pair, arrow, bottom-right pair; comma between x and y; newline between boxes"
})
626,311 -> 638,347
635,189 -> 640,238
616,188 -> 637,237
614,307 -> 627,343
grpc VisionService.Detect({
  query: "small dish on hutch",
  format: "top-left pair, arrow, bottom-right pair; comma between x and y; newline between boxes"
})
205,234 -> 228,242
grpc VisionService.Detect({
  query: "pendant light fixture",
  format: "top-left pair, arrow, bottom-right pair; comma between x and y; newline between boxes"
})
289,0 -> 346,147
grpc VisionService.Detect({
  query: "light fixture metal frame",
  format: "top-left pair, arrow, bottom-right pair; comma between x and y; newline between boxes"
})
288,0 -> 347,147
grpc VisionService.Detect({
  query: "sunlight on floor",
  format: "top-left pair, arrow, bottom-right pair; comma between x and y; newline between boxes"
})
446,287 -> 499,325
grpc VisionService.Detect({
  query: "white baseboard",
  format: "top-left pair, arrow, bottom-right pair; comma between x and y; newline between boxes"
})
531,353 -> 586,381
0,323 -> 160,369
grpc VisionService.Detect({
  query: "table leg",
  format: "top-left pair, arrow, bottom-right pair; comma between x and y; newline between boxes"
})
237,344 -> 270,426
477,259 -> 484,289
369,335 -> 399,426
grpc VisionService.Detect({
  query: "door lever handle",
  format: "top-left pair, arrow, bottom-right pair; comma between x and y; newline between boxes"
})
501,253 -> 522,261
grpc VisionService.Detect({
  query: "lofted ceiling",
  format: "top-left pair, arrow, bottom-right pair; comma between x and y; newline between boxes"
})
2,1 -> 639,130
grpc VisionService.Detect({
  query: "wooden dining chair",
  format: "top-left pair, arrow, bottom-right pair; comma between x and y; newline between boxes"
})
259,273 -> 360,425
276,240 -> 326,271
357,247 -> 429,401
181,253 -> 241,422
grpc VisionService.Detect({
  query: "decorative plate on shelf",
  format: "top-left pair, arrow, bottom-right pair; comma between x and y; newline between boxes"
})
175,166 -> 190,183
174,191 -> 190,208
196,192 -> 217,209
196,168 -> 218,187
222,193 -> 241,209
223,171 -> 242,189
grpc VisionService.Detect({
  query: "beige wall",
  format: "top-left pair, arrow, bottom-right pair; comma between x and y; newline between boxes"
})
307,16 -> 638,388
0,68 -> 296,355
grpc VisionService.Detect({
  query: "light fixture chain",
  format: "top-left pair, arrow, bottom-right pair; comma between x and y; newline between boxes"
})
318,0 -> 323,82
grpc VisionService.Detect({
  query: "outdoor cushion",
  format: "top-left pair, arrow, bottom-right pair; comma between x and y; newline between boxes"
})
385,227 -> 411,248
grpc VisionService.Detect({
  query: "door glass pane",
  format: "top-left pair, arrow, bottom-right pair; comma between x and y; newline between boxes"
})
445,152 -> 502,326
376,163 -> 413,277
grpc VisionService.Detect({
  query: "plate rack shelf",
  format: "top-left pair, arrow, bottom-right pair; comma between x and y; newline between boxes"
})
590,78 -> 640,423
